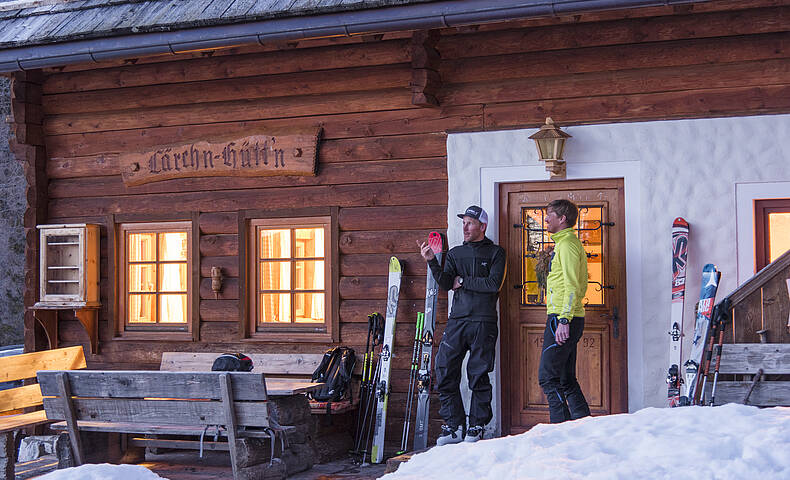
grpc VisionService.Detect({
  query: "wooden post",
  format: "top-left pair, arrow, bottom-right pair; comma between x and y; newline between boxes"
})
56,372 -> 84,466
219,373 -> 240,479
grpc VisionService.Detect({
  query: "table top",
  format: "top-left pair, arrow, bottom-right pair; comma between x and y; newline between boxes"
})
265,377 -> 323,396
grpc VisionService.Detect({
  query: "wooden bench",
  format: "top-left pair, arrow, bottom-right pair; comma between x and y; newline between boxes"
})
0,346 -> 86,480
37,370 -> 295,480
707,343 -> 790,406
161,352 -> 358,414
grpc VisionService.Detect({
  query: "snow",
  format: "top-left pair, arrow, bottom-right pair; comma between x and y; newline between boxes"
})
38,464 -> 167,480
384,404 -> 790,480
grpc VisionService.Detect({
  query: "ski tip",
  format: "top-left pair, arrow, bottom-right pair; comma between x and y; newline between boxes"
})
673,217 -> 689,229
427,231 -> 445,254
389,256 -> 402,273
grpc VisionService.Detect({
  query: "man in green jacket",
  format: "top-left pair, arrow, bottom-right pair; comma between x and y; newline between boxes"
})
538,199 -> 591,423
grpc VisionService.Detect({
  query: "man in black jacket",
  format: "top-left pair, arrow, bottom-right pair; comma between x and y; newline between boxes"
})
418,205 -> 506,445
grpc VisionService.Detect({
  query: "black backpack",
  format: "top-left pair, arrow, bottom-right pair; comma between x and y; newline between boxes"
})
309,347 -> 356,402
211,353 -> 253,372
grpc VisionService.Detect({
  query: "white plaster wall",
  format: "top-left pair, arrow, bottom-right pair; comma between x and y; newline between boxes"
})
447,114 -> 790,434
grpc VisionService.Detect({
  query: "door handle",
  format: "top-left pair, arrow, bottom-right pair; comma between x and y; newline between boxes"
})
603,307 -> 620,339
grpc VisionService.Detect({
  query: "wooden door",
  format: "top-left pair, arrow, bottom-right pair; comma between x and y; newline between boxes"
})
499,179 -> 628,433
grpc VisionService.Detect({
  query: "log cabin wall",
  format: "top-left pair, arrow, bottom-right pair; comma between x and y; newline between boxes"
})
14,0 -> 790,447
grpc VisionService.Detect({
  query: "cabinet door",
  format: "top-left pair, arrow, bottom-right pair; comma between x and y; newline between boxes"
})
40,227 -> 85,303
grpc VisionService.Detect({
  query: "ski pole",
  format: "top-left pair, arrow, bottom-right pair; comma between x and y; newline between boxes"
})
709,298 -> 731,406
696,311 -> 719,405
353,313 -> 376,454
399,312 -> 424,454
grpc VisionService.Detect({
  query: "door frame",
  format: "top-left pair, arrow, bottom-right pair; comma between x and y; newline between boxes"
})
498,178 -> 627,433
470,160 -> 642,434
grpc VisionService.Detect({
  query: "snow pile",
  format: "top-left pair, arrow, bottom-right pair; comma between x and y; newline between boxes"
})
38,463 -> 167,480
385,404 -> 790,480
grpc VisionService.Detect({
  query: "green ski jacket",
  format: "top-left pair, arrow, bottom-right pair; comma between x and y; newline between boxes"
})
546,227 -> 588,321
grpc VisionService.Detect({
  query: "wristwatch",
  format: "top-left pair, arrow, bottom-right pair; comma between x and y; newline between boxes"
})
558,317 -> 569,325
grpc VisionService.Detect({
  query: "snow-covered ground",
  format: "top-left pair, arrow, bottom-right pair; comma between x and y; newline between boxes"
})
38,464 -> 166,480
385,404 -> 790,480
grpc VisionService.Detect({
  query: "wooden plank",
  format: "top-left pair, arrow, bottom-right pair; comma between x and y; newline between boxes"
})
443,57 -> 790,107
218,373 -> 240,478
199,212 -> 238,235
37,370 -> 268,400
43,64 -> 410,115
48,180 -> 446,218
0,410 -> 49,434
44,87 -> 414,136
0,384 -> 42,413
438,5 -> 790,59
484,84 -> 790,130
339,229 -> 441,253
0,346 -> 86,383
710,381 -> 790,406
160,352 -> 323,376
761,272 -> 790,344
200,235 -> 238,257
732,292 -> 764,343
49,420 -> 278,437
200,277 -> 239,300
339,275 -> 426,300
718,344 -> 790,374
342,253 -> 427,276
339,205 -> 446,232
42,39 -> 411,94
441,32 -> 790,85
47,157 -> 448,198
200,299 -> 240,322
339,299 -> 447,323
44,105 -> 480,159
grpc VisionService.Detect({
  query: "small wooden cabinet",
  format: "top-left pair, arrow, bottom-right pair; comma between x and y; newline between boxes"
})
33,224 -> 101,353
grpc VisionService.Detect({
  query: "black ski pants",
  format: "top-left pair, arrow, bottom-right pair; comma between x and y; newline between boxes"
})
538,314 -> 591,423
434,319 -> 498,429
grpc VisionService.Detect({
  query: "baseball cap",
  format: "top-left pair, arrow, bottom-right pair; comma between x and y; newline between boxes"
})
457,205 -> 488,224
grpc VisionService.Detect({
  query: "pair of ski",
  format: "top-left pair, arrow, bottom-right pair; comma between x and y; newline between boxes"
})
666,218 -> 723,407
367,231 -> 445,464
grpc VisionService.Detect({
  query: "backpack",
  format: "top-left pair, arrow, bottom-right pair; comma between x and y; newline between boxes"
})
309,347 -> 356,402
211,353 -> 253,372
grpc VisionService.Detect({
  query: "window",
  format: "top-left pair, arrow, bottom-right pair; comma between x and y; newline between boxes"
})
755,199 -> 790,271
118,221 -> 193,337
246,214 -> 335,341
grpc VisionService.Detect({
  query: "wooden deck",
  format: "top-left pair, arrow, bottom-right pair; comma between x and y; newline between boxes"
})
16,451 -> 388,479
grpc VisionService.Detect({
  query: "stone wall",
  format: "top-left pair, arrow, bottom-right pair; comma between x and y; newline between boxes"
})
0,75 -> 25,346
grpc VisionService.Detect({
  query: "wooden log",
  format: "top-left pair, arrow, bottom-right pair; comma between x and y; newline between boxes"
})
200,300 -> 241,323
42,40 -> 412,94
43,64 -> 411,116
340,321 -> 445,347
339,229 -> 442,254
200,235 -> 239,257
47,157 -> 448,198
200,321 -> 240,342
441,32 -> 790,84
44,105 -> 482,159
339,299 -> 447,323
200,256 -> 240,278
44,87 -> 414,135
48,180 -> 447,217
339,275 -> 425,300
717,344 -> 790,375
339,205 -> 446,232
442,57 -> 790,107
200,278 -> 240,300
341,253 -> 427,276
483,84 -> 790,129
199,212 -> 238,235
437,5 -> 790,59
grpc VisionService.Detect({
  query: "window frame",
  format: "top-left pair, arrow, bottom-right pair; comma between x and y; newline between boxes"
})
240,207 -> 339,343
755,198 -> 790,271
115,218 -> 197,341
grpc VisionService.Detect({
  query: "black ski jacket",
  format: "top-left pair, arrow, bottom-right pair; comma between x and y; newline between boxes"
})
428,237 -> 506,322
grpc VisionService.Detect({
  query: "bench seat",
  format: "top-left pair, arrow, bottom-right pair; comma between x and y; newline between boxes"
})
0,411 -> 50,434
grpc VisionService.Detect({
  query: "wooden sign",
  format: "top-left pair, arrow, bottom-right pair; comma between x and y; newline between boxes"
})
120,130 -> 320,186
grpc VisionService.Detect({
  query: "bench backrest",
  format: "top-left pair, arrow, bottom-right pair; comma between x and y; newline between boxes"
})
709,343 -> 790,406
37,370 -> 272,428
0,346 -> 86,415
161,352 -> 324,376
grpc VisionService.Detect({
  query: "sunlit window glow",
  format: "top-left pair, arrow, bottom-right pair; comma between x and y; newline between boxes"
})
127,230 -> 188,324
768,212 -> 790,263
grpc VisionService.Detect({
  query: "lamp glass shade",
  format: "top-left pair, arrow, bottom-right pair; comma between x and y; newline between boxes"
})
536,137 -> 566,160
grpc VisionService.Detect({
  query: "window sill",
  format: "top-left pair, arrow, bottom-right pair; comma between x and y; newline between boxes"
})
114,331 -> 193,342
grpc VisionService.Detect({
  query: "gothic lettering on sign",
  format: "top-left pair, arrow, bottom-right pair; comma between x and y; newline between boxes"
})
120,130 -> 320,186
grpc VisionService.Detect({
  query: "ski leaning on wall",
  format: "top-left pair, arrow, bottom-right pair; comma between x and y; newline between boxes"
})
667,218 -> 689,407
370,256 -> 403,464
680,263 -> 720,406
413,231 -> 446,451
